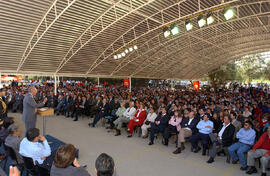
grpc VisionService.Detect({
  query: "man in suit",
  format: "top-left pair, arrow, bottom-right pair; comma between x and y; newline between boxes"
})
207,115 -> 235,163
22,87 -> 47,133
46,91 -> 57,108
173,111 -> 199,154
89,98 -> 109,127
148,107 -> 170,145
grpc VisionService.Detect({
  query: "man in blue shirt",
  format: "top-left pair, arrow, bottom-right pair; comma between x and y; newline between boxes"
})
190,114 -> 213,155
228,120 -> 256,171
19,128 -> 51,165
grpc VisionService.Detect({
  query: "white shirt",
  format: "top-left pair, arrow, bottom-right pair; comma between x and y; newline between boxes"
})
146,112 -> 157,122
123,107 -> 136,119
188,118 -> 193,125
218,123 -> 230,139
19,138 -> 51,164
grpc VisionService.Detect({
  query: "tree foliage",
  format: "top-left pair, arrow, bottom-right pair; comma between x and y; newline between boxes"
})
208,53 -> 270,88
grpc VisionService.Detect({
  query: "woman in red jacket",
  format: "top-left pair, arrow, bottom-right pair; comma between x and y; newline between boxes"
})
127,102 -> 147,137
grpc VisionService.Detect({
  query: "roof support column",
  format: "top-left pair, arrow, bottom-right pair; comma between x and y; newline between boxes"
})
97,77 -> 100,87
54,75 -> 57,96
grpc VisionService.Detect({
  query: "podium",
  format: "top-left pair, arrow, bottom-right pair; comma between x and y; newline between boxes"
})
37,108 -> 54,135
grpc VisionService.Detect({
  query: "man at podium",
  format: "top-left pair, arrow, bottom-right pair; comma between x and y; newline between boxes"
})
22,87 -> 47,132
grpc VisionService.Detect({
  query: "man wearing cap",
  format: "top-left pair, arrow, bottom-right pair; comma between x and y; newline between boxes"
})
22,87 -> 47,133
0,88 -> 7,120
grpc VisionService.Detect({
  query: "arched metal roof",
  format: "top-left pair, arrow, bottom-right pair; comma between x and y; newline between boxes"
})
1,0 -> 270,79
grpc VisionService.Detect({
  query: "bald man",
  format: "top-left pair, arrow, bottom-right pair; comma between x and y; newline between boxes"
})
22,87 -> 47,133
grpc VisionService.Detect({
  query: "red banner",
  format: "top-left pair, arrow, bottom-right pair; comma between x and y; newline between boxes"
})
193,81 -> 199,91
124,79 -> 129,88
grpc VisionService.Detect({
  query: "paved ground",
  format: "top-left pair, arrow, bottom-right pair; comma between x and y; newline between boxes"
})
10,112 -> 262,176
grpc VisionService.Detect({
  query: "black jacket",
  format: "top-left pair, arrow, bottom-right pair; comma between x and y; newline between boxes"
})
181,117 -> 199,135
219,123 -> 235,147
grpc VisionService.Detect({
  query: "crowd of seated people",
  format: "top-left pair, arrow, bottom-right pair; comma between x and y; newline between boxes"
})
0,127 -> 116,176
1,81 -> 270,175
84,83 -> 270,176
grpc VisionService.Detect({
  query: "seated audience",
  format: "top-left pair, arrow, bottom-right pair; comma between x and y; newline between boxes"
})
230,112 -> 242,138
50,144 -> 90,176
127,102 -> 147,137
19,128 -> 51,165
89,98 -> 109,127
141,107 -> 157,138
95,153 -> 115,176
113,101 -> 127,136
207,115 -> 235,163
113,101 -> 136,136
148,107 -> 170,145
228,120 -> 256,170
173,111 -> 199,154
190,114 -> 213,155
163,111 -> 182,146
0,117 -> 15,142
5,124 -> 23,163
246,126 -> 270,176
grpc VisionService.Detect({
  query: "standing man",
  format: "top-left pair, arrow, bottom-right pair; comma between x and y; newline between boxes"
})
22,87 -> 47,132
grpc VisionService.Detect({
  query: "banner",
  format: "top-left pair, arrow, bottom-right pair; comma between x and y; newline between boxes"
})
193,81 -> 199,91
124,78 -> 129,88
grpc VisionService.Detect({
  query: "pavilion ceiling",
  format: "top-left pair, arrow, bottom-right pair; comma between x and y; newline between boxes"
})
1,0 -> 270,79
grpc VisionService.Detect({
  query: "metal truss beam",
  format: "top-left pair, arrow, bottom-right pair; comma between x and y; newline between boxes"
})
85,0 -> 243,75
17,0 -> 78,72
56,0 -> 157,73
113,13 -> 270,77
91,0 -> 267,76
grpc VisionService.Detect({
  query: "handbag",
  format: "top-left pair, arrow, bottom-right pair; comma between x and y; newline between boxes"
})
145,120 -> 150,125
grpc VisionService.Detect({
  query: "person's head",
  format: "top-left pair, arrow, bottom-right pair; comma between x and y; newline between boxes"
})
174,111 -> 179,117
129,101 -> 134,107
95,153 -> 115,176
3,117 -> 15,129
102,98 -> 107,104
29,86 -> 37,96
189,111 -> 195,118
8,124 -> 20,137
150,107 -> 155,113
26,128 -> 40,142
223,115 -> 231,125
0,88 -> 6,97
203,114 -> 209,122
263,114 -> 270,122
244,120 -> 253,130
161,107 -> 166,114
54,144 -> 76,168
230,112 -> 236,120
140,102 -> 145,109
199,108 -> 204,115
120,101 -> 125,107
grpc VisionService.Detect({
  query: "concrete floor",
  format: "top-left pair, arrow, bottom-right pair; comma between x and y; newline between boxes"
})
10,112 -> 260,176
